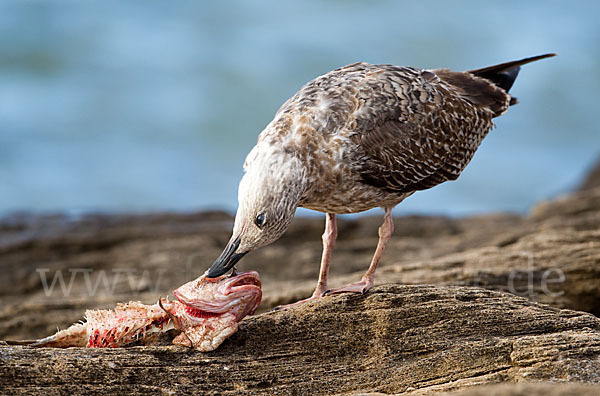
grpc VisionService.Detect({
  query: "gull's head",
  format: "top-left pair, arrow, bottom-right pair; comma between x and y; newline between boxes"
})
206,143 -> 306,278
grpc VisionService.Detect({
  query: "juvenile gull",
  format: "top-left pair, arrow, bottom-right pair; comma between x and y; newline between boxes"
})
206,54 -> 555,306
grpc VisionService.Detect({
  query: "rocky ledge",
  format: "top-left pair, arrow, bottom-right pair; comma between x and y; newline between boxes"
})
1,160 -> 599,395
2,285 -> 600,395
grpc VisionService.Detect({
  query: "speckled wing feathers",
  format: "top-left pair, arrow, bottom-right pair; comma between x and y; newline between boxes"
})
343,63 -> 509,194
255,56 -> 552,213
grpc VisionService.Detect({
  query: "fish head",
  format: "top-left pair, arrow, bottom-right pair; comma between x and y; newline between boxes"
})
172,270 -> 262,322
169,270 -> 262,351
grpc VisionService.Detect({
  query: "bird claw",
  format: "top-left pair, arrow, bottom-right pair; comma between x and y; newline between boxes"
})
272,291 -> 326,310
323,279 -> 373,295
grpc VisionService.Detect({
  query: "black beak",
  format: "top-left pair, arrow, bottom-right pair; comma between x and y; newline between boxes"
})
206,236 -> 247,278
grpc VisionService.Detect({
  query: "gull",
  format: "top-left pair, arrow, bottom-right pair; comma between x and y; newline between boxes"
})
205,53 -> 555,306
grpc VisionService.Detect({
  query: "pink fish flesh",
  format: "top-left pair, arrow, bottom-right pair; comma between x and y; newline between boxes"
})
30,271 -> 262,352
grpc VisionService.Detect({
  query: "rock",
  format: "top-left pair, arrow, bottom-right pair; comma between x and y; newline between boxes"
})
2,158 -> 600,394
1,185 -> 600,342
438,382 -> 600,396
579,157 -> 600,191
0,209 -> 524,341
325,228 -> 600,316
2,285 -> 599,395
263,186 -> 600,316
345,383 -> 600,396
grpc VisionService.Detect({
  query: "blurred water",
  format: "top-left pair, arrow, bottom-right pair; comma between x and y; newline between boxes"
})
0,0 -> 598,217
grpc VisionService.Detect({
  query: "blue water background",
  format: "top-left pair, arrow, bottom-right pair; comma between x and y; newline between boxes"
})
1,0 -> 598,217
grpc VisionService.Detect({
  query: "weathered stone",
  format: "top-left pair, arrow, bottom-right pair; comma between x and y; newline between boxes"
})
264,187 -> 600,315
344,382 -> 600,396
439,382 -> 600,396
579,157 -> 600,191
2,160 -> 600,395
2,286 -> 599,395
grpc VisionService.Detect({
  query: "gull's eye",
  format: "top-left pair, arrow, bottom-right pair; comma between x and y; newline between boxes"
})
255,213 -> 266,228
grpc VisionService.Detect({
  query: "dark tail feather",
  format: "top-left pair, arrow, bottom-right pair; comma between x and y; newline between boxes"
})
468,53 -> 556,93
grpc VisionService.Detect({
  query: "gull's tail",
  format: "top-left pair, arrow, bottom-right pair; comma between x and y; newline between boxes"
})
468,53 -> 556,100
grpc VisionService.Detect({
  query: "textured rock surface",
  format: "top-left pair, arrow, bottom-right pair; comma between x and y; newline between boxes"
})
438,382 -> 600,396
258,186 -> 600,315
2,286 -> 600,395
2,187 -> 600,342
2,162 -> 600,394
579,157 -> 600,191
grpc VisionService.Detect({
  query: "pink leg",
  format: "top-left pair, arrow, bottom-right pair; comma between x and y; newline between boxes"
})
275,213 -> 337,309
326,207 -> 394,295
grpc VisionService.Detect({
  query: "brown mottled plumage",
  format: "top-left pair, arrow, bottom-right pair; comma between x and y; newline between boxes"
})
206,54 -> 555,305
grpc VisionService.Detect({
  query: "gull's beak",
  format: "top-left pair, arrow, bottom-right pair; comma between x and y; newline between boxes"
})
206,236 -> 247,278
